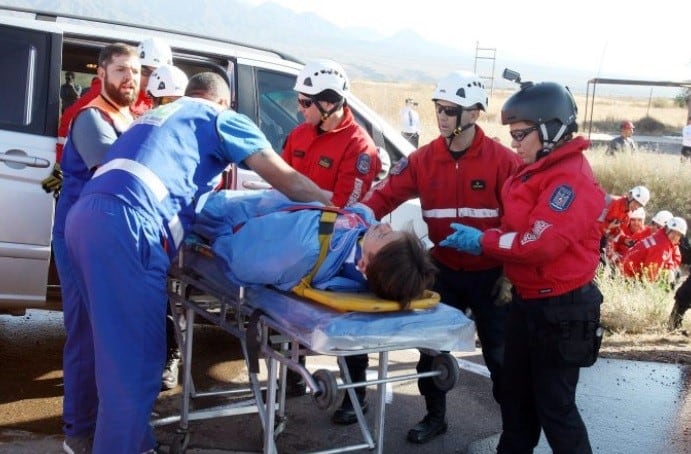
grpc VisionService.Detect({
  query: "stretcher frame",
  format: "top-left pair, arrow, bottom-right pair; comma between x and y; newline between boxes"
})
154,245 -> 469,454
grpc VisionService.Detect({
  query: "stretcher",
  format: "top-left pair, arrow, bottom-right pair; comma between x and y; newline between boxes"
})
156,242 -> 477,453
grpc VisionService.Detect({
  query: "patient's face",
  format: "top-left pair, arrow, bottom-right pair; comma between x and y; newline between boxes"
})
359,223 -> 404,272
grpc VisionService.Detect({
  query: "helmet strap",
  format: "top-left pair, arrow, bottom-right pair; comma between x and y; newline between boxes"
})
536,123 -> 568,160
443,108 -> 474,140
315,97 -> 344,123
445,124 -> 475,154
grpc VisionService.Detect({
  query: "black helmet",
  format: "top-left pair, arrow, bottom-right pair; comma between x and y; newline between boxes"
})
501,81 -> 578,148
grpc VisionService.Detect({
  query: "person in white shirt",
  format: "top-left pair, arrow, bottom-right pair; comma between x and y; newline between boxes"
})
681,117 -> 691,163
400,97 -> 421,147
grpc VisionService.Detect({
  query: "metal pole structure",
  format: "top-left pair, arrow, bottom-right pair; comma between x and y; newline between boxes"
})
474,41 -> 497,97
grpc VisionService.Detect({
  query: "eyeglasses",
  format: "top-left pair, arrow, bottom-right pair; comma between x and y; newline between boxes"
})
435,104 -> 463,117
297,97 -> 314,109
141,66 -> 154,77
509,126 -> 539,142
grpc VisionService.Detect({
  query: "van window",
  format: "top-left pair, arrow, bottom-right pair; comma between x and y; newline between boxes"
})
0,25 -> 53,135
256,69 -> 300,152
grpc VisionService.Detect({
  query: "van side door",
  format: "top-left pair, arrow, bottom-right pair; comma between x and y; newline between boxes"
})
0,20 -> 61,312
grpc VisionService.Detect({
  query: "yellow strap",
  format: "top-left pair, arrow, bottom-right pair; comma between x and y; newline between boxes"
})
292,210 -> 338,296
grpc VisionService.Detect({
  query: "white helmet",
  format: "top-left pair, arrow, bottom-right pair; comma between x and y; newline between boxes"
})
651,210 -> 674,227
629,207 -> 646,220
146,65 -> 188,98
628,185 -> 650,207
432,70 -> 488,111
294,59 -> 349,97
667,217 -> 688,236
138,37 -> 173,68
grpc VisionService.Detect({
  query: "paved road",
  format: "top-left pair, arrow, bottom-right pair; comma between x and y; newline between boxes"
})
1,310 -> 690,453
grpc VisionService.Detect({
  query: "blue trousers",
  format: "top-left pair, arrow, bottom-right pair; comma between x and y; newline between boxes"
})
54,235 -> 97,438
65,194 -> 168,453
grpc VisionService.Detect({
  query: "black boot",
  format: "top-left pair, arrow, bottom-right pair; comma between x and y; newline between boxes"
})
407,395 -> 448,444
668,300 -> 690,332
332,386 -> 368,425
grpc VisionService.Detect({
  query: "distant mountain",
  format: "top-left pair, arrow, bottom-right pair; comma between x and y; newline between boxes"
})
0,0 -> 625,93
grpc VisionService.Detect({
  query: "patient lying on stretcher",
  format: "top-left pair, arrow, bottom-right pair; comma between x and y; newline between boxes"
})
192,189 -> 436,307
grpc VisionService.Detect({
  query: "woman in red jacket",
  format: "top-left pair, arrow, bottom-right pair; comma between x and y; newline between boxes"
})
441,74 -> 606,453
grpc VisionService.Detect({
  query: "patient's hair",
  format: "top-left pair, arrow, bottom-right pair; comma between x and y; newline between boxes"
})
365,231 -> 437,309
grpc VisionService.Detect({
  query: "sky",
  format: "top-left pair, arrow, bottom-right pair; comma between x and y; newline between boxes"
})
245,0 -> 690,83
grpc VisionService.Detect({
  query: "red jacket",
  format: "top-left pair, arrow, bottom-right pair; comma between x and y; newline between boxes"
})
481,137 -> 606,298
56,78 -> 101,162
598,195 -> 630,238
282,106 -> 381,207
620,229 -> 676,281
362,126 -> 521,271
130,90 -> 153,118
611,225 -> 650,259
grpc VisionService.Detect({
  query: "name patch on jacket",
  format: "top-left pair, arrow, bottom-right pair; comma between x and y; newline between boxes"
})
471,180 -> 486,190
390,157 -> 408,175
319,156 -> 333,169
293,150 -> 306,158
356,153 -> 371,174
549,185 -> 574,212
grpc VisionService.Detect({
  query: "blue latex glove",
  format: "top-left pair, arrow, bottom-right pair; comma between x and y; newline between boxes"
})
439,223 -> 483,255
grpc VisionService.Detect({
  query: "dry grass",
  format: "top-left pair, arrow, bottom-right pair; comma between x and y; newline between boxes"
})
352,79 -> 691,339
351,80 -> 688,145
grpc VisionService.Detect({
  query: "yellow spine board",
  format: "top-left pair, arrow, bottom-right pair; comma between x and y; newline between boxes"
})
298,288 -> 440,313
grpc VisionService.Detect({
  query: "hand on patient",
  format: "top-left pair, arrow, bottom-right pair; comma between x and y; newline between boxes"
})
439,223 -> 483,255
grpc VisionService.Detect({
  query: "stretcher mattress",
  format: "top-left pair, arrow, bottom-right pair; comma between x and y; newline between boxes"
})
182,249 -> 477,355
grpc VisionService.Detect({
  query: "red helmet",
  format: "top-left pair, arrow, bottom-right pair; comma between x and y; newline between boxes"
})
620,120 -> 635,130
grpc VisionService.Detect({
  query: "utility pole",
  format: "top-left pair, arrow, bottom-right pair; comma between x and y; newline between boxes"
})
474,41 -> 497,97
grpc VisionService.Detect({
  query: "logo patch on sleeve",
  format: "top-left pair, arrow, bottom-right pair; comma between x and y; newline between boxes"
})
549,185 -> 575,212
318,156 -> 333,169
390,157 -> 408,175
356,153 -> 371,174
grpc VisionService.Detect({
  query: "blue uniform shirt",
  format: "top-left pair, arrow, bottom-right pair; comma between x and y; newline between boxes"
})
194,190 -> 374,292
84,97 -> 271,258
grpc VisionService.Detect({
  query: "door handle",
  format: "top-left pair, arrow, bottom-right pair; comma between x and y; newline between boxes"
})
0,150 -> 51,168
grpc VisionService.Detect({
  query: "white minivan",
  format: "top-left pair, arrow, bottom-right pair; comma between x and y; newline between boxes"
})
0,6 -> 427,315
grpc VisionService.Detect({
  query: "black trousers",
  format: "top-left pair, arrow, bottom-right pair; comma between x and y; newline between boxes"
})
417,263 -> 507,402
496,283 -> 601,454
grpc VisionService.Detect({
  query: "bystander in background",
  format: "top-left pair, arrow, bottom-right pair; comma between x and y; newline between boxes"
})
60,71 -> 82,113
606,120 -> 637,155
681,117 -> 691,163
400,97 -> 421,147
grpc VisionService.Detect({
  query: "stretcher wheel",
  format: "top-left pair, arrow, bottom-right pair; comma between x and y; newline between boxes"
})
169,428 -> 190,454
432,352 -> 460,391
312,369 -> 338,410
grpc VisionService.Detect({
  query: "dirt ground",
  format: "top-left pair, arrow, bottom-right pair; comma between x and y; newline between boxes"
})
599,331 -> 691,365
